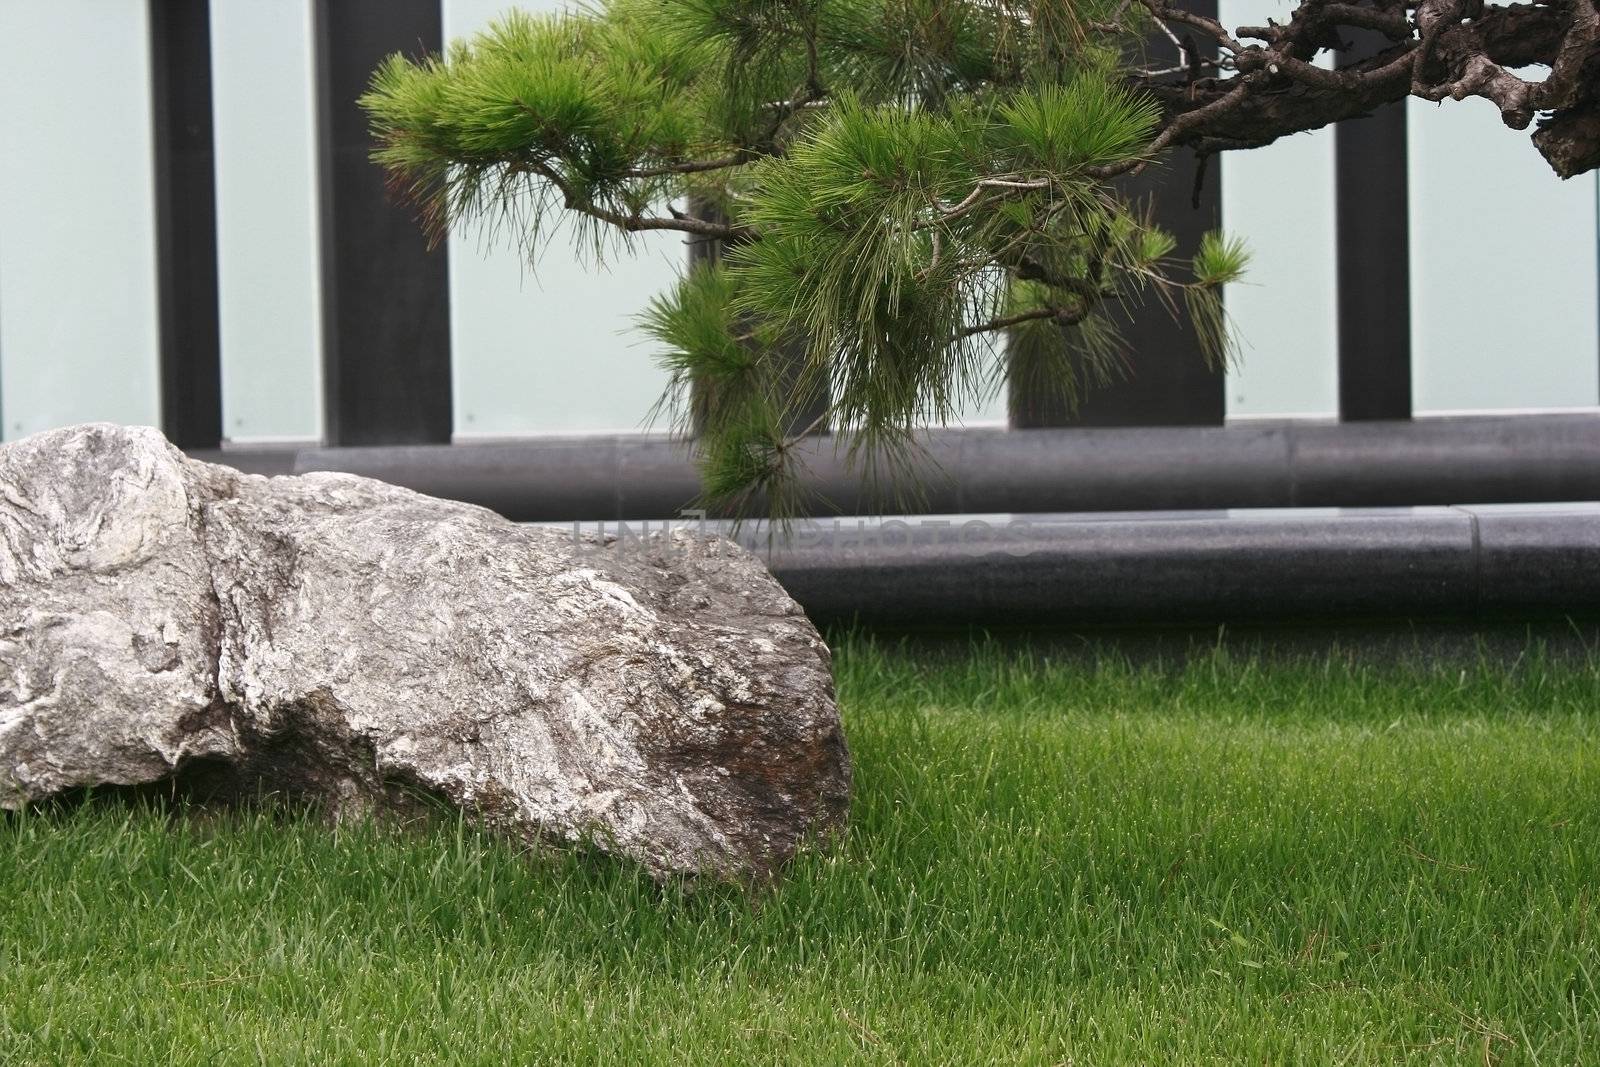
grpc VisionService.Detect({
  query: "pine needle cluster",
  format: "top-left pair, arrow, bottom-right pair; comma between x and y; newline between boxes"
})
362,0 -> 1248,518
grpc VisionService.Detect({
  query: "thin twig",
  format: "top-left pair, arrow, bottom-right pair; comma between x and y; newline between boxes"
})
513,159 -> 748,241
955,303 -> 1089,339
622,154 -> 747,179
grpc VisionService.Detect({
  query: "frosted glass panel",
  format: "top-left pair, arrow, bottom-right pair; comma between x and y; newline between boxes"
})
955,341 -> 1007,426
1408,99 -> 1599,412
211,0 -> 323,442
0,2 -> 161,440
443,0 -> 680,436
952,382 -> 1007,427
1218,0 -> 1338,419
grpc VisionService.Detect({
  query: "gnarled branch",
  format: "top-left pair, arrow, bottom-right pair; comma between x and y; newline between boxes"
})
1123,0 -> 1600,178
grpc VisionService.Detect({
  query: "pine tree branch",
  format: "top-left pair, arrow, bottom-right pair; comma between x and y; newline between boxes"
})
955,303 -> 1090,339
1118,0 -> 1600,178
511,160 -> 751,240
622,155 -> 748,179
1138,0 -> 1249,57
914,177 -> 1055,231
1012,257 -> 1112,303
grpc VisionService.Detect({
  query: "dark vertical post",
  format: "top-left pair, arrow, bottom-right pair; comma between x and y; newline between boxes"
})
1335,30 -> 1412,420
316,0 -> 452,446
1009,0 -> 1225,428
149,0 -> 223,449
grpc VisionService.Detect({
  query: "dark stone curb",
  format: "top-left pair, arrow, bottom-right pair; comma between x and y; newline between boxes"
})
628,505 -> 1600,627
732,508 -> 1600,627
194,414 -> 1600,522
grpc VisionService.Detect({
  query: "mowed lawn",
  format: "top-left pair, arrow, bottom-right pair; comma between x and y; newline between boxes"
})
3,637 -> 1598,1064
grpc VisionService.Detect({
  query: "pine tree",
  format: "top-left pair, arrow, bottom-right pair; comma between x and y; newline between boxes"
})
361,0 -> 1598,515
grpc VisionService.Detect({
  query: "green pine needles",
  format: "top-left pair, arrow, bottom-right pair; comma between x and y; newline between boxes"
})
362,0 -> 1248,517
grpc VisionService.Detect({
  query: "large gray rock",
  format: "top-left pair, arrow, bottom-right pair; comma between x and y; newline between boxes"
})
0,424 -> 848,877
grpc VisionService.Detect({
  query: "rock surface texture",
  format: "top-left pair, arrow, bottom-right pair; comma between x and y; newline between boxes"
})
0,424 -> 848,878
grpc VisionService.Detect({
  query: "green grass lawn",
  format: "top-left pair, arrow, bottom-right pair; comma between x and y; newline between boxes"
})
3,637 -> 1599,1064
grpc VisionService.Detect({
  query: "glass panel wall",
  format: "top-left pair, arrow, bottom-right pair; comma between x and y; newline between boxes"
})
1407,100 -> 1600,413
0,3 -> 161,440
211,0 -> 325,442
